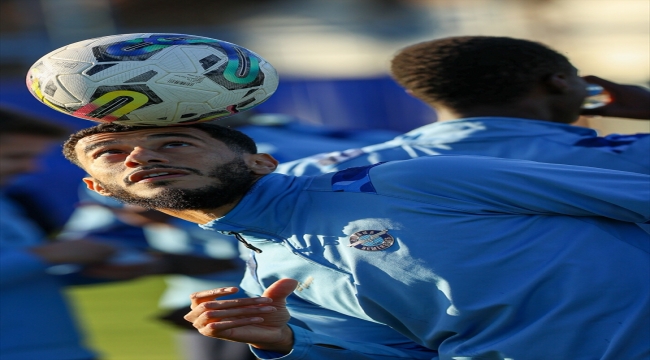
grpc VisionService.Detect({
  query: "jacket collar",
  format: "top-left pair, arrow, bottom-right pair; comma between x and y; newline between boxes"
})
200,173 -> 308,237
402,117 -> 597,140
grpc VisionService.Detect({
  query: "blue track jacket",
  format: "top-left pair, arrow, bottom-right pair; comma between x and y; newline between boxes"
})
202,156 -> 650,360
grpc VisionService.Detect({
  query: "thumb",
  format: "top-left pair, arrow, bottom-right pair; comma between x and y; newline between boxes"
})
262,278 -> 299,303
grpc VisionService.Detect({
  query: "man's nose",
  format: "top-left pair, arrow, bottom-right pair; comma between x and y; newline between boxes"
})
124,147 -> 167,167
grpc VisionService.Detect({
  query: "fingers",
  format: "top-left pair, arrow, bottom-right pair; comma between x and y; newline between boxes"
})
185,297 -> 276,334
185,282 -> 296,350
188,302 -> 277,328
186,296 -> 273,320
189,287 -> 240,308
196,317 -> 265,338
189,279 -> 298,309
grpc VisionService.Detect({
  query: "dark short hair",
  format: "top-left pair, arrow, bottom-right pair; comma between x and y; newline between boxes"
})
0,106 -> 71,138
390,36 -> 573,110
63,122 -> 258,167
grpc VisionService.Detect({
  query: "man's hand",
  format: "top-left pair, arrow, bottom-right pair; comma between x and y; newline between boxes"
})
581,75 -> 650,120
184,278 -> 299,354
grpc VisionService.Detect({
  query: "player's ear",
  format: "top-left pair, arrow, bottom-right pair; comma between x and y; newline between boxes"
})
545,72 -> 572,94
83,177 -> 112,196
246,153 -> 278,175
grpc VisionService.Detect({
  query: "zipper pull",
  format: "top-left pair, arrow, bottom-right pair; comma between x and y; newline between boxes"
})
229,232 -> 263,253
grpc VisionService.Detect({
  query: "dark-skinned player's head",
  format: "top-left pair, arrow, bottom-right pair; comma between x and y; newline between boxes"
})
390,36 -> 575,111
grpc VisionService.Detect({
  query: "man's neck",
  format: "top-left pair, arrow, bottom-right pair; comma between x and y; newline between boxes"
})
157,199 -> 242,225
154,175 -> 269,225
436,101 -> 556,123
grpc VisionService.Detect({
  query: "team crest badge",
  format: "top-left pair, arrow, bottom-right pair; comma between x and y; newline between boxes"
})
348,229 -> 394,251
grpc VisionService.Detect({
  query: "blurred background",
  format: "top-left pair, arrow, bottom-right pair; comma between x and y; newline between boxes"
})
1,1 -> 648,359
2,0 -> 649,131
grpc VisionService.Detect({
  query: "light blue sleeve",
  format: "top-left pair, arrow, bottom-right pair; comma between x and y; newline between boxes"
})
250,325 -> 435,360
372,155 -> 650,223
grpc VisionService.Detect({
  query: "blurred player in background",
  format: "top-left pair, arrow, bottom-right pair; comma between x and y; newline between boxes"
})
277,36 -> 649,177
0,106 -> 117,360
0,107 -> 243,360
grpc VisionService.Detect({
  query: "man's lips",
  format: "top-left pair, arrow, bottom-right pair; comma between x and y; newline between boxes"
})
128,168 -> 191,183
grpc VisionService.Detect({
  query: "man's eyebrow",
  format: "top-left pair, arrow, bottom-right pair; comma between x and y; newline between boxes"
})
83,139 -> 121,154
82,133 -> 205,154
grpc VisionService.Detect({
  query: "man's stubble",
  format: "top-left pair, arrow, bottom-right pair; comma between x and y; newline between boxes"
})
96,157 -> 256,210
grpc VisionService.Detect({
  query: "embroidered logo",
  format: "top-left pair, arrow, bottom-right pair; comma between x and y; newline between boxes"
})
348,229 -> 394,251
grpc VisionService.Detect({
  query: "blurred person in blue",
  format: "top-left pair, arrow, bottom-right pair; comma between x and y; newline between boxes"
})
277,36 -> 649,177
63,121 -> 649,360
59,189 -> 256,360
0,107 -> 241,360
0,106 -> 118,360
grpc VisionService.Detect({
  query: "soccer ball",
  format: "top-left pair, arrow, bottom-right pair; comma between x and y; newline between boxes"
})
26,33 -> 279,126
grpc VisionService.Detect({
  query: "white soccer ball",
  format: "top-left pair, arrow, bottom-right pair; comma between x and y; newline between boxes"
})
26,33 -> 279,126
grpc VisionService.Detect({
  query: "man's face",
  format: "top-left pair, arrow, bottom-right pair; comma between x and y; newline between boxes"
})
0,134 -> 56,186
76,127 -> 256,210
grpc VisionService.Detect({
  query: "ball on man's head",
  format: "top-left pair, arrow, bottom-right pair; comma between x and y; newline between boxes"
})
26,33 -> 279,126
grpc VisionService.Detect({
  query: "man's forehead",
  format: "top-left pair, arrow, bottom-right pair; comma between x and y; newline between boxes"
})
77,127 -> 208,147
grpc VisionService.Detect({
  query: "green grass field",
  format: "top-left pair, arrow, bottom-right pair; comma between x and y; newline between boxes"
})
67,276 -> 182,360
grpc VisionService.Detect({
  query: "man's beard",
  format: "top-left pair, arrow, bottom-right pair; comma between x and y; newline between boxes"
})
98,158 -> 256,210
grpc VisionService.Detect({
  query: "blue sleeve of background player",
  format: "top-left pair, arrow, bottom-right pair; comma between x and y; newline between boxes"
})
370,155 -> 650,223
251,325 -> 436,360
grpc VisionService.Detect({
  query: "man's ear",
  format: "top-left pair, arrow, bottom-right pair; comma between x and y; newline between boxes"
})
545,72 -> 571,94
246,153 -> 278,175
83,177 -> 112,196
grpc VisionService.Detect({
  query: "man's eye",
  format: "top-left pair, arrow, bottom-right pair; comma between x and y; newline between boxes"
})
163,142 -> 190,148
95,149 -> 124,157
